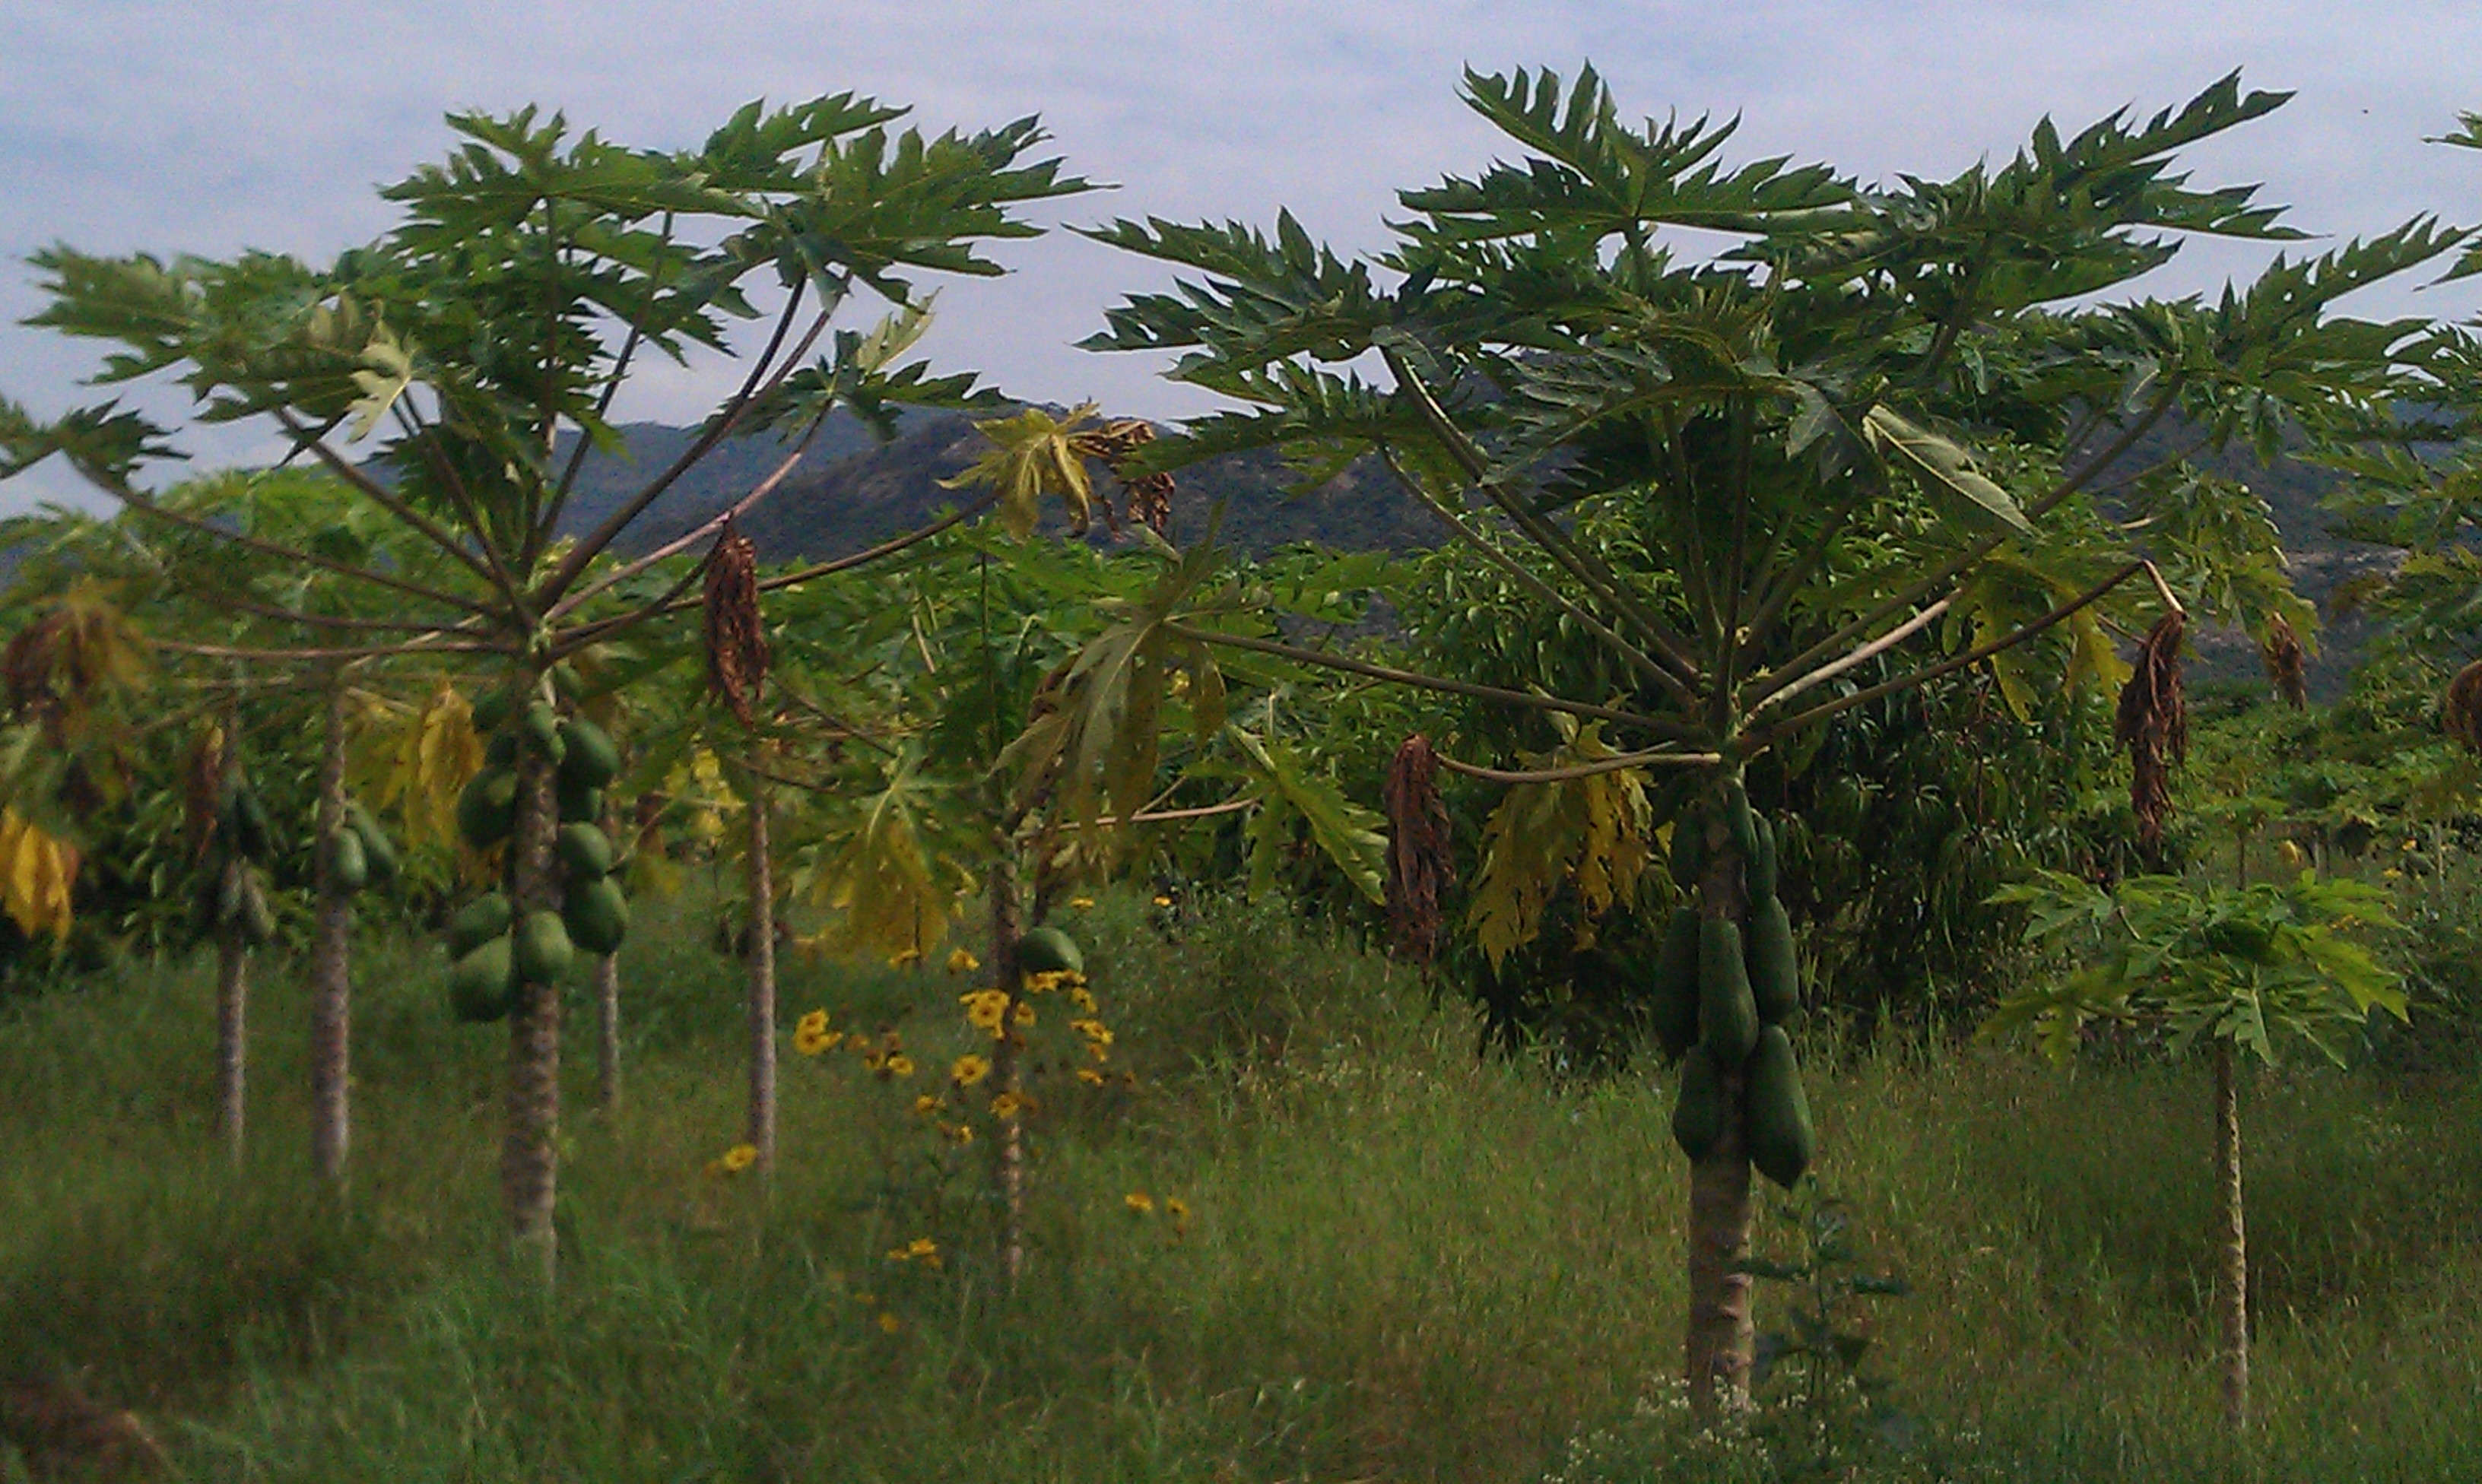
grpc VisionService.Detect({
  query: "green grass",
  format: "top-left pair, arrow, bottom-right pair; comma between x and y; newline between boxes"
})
3,889 -> 2479,1481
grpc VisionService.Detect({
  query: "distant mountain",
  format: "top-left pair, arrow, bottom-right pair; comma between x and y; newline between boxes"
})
558,411 -> 2389,696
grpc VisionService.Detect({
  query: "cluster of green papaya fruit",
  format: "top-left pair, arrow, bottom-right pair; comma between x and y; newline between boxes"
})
1653,779 -> 1816,1190
327,801 -> 399,896
446,681 -> 628,1024
192,778 -> 278,945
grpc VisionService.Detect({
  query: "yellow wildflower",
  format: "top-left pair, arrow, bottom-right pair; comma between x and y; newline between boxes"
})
951,1054 -> 992,1087
719,1143 -> 759,1174
945,945 -> 981,973
1068,895 -> 1096,910
1070,985 -> 1098,1013
878,1311 -> 900,1333
795,1009 -> 829,1037
991,1090 -> 1026,1121
912,1094 -> 943,1118
2383,867 -> 2404,880
889,946 -> 924,969
1075,1067 -> 1106,1086
883,1054 -> 916,1079
1013,1000 -> 1036,1028
1124,1192 -> 1154,1216
962,989 -> 1010,1035
1025,969 -> 1068,994
1152,894 -> 1172,908
793,1010 -> 837,1057
940,1121 -> 976,1146
1166,1195 -> 1190,1225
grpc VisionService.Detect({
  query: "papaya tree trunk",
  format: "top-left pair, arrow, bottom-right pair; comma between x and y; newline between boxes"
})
501,741 -> 562,1286
308,679 -> 353,1185
593,953 -> 623,1115
1684,802 -> 1754,1413
214,924 -> 248,1166
744,770 -> 776,1172
2214,1038 -> 2249,1430
986,848 -> 1026,1283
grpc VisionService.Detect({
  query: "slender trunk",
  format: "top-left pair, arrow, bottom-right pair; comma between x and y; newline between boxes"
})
744,771 -> 776,1172
2214,1039 -> 2249,1431
309,680 -> 353,1185
986,850 -> 1026,1283
501,740 -> 562,1286
594,797 -> 624,1115
1685,790 -> 1756,1414
214,919 -> 248,1166
594,953 -> 622,1115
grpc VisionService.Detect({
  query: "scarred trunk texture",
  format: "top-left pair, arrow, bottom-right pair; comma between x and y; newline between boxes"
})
501,744 -> 562,1286
1685,800 -> 1755,1413
309,681 -> 353,1185
744,773 -> 776,1171
2214,1040 -> 2249,1430
986,851 -> 1026,1282
594,953 -> 623,1115
214,926 -> 248,1165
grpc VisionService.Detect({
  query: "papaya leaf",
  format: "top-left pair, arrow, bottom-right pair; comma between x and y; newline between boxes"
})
1229,727 -> 1387,905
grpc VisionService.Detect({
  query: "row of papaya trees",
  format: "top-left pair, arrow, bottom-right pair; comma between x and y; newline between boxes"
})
8,68 -> 2482,1431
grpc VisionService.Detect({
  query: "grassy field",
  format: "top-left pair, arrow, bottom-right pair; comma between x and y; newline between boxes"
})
3,888 -> 2479,1482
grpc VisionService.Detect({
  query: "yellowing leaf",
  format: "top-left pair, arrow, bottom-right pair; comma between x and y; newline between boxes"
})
808,758 -> 965,964
1466,722 -> 1653,969
939,402 -> 1100,537
0,807 -> 79,942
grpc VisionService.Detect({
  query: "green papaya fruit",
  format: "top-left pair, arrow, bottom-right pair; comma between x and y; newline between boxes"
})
1747,1025 -> 1815,1189
446,892 -> 513,958
563,876 -> 630,955
513,910 -> 574,985
326,826 -> 368,894
1671,1042 -> 1728,1161
233,788 -> 273,864
456,769 -> 518,849
557,823 -> 614,880
471,687 -> 518,735
347,804 -> 398,884
1016,925 -> 1084,977
1747,894 -> 1801,1026
449,935 -> 516,1023
556,773 -> 602,826
557,718 -> 619,790
1747,813 -> 1778,902
1668,804 -> 1707,889
521,702 -> 565,766
1698,915 -> 1760,1064
548,661 -> 582,706
1649,905 -> 1701,1059
484,729 -> 520,769
239,868 -> 276,945
1724,779 -> 1759,868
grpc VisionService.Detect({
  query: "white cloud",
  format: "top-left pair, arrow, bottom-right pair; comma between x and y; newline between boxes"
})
6,1 -> 2480,514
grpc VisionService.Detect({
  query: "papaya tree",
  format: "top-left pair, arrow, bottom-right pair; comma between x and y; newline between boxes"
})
0,95 -> 1091,1283
1988,867 -> 2405,1429
1045,66 -> 2450,1408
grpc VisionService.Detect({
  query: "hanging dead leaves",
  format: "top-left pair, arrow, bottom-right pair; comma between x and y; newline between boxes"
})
2442,657 -> 2482,754
1070,419 -> 1176,536
2260,616 -> 2307,710
703,525 -> 770,727
1382,734 -> 1453,964
2115,610 -> 2188,849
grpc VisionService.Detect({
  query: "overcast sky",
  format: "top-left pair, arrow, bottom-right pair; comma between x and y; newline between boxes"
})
6,1 -> 2482,515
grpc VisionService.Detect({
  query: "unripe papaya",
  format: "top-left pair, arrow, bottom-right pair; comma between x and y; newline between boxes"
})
238,868 -> 276,945
1747,1025 -> 1815,1188
521,702 -> 565,765
1698,915 -> 1760,1064
513,910 -> 574,985
564,876 -> 630,955
1724,779 -> 1759,867
1748,813 -> 1779,902
1668,804 -> 1707,889
449,935 -> 516,1023
484,729 -> 520,769
1747,893 -> 1801,1026
557,718 -> 619,791
471,686 -> 518,735
326,826 -> 368,894
456,770 -> 518,849
556,823 -> 614,880
1671,1042 -> 1728,1161
1649,905 -> 1701,1059
556,772 -> 602,826
447,892 -> 513,958
233,788 -> 273,864
548,661 -> 583,706
1017,925 -> 1084,977
348,803 -> 398,885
